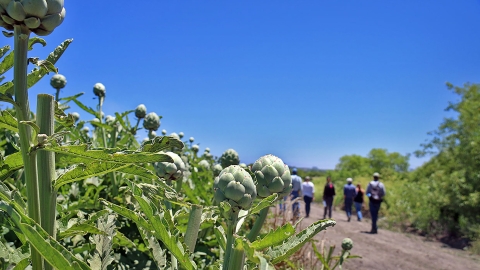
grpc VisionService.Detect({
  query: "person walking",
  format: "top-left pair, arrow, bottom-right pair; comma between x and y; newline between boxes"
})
322,176 -> 335,219
290,168 -> 303,219
343,178 -> 356,222
366,172 -> 386,234
354,183 -> 365,221
302,176 -> 315,218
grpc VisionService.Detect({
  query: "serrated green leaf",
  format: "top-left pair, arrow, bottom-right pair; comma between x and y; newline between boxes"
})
70,97 -> 98,117
19,120 -> 39,138
28,37 -> 47,50
58,223 -> 107,240
113,230 -> 136,249
54,163 -> 158,189
1,39 -> 72,95
54,101 -> 75,129
141,136 -> 185,153
267,219 -> 336,264
0,93 -> 17,108
247,194 -> 278,217
0,110 -> 18,133
0,45 -> 9,59
214,226 -> 226,252
251,223 -> 296,250
133,195 -> 196,270
0,202 -> 90,270
0,152 -> 23,181
0,241 -> 29,264
45,143 -> 174,164
12,257 -> 31,270
58,92 -> 84,103
0,38 -> 45,77
91,121 -> 114,131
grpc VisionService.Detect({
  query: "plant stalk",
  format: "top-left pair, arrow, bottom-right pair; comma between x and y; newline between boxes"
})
36,94 -> 56,270
184,205 -> 203,253
13,24 -> 42,270
247,207 -> 269,242
222,212 -> 239,270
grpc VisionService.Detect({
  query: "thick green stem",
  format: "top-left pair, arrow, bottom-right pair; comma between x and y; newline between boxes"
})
54,88 -> 60,101
222,212 -> 239,270
13,25 -> 42,270
184,205 -> 203,253
164,179 -> 177,269
247,207 -> 269,242
229,247 -> 245,270
36,94 -> 56,270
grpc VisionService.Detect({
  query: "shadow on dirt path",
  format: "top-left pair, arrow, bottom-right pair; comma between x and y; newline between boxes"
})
291,202 -> 480,270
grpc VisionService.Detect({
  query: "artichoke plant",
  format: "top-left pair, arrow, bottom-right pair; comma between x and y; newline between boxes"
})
213,165 -> 256,212
197,159 -> 210,171
219,148 -> 240,168
50,73 -> 66,89
252,154 -> 292,198
135,104 -> 147,119
0,0 -> 66,35
341,238 -> 353,251
143,112 -> 160,131
93,82 -> 106,98
212,164 -> 223,177
154,152 -> 186,181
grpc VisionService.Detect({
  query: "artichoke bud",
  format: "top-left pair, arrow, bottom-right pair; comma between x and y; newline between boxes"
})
205,147 -> 210,153
169,132 -> 179,140
105,115 -> 115,125
219,149 -> 240,168
154,152 -> 186,181
189,137 -> 194,143
81,126 -> 89,133
213,165 -> 257,212
93,83 -> 106,98
178,132 -> 184,139
161,129 -> 167,135
91,118 -> 100,123
0,0 -> 65,35
71,112 -> 80,122
341,238 -> 353,251
135,104 -> 147,119
143,112 -> 160,131
191,144 -> 199,152
49,73 -> 66,89
213,164 -> 222,177
252,154 -> 292,198
198,159 -> 210,171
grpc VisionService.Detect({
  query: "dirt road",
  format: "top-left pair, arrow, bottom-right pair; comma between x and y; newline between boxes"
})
291,202 -> 480,270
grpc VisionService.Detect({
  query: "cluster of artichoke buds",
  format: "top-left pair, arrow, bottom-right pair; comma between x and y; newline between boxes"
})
214,165 -> 257,212
154,152 -> 186,181
252,154 -> 292,198
219,148 -> 240,168
0,0 -> 66,36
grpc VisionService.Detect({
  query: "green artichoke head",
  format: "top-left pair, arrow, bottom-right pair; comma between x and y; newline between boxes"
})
197,159 -> 210,171
161,129 -> 167,135
143,112 -> 161,131
251,154 -> 292,198
341,238 -> 353,251
135,104 -> 147,119
189,137 -> 194,143
93,83 -> 106,98
212,164 -> 223,177
0,0 -> 66,35
105,115 -> 115,125
205,147 -> 210,153
71,112 -> 80,122
154,152 -> 186,181
91,118 -> 100,123
191,144 -> 199,153
213,165 -> 257,212
81,126 -> 89,133
178,132 -> 184,139
50,74 -> 66,89
170,132 -> 179,140
219,148 -> 240,168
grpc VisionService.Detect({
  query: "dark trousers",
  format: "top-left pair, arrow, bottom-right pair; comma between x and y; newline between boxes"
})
369,201 -> 381,230
344,198 -> 353,218
304,196 -> 313,216
291,190 -> 300,217
323,196 -> 334,218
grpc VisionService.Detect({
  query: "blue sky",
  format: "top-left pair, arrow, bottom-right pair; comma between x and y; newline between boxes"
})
4,1 -> 480,169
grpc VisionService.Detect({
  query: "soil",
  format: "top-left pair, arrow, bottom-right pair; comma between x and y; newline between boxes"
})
288,202 -> 480,270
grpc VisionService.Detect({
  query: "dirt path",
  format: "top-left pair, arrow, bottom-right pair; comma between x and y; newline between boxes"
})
289,202 -> 480,270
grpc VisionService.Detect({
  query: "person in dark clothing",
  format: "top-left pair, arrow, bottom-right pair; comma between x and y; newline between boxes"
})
354,183 -> 365,221
366,172 -> 386,234
323,176 -> 336,219
343,178 -> 356,222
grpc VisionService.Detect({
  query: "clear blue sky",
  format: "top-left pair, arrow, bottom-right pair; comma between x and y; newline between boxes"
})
4,1 -> 480,169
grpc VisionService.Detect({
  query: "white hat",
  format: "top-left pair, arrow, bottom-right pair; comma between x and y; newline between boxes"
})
373,172 -> 380,177
346,178 -> 353,182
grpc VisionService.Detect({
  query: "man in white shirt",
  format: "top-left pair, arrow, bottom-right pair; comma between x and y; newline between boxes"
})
302,176 -> 315,218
